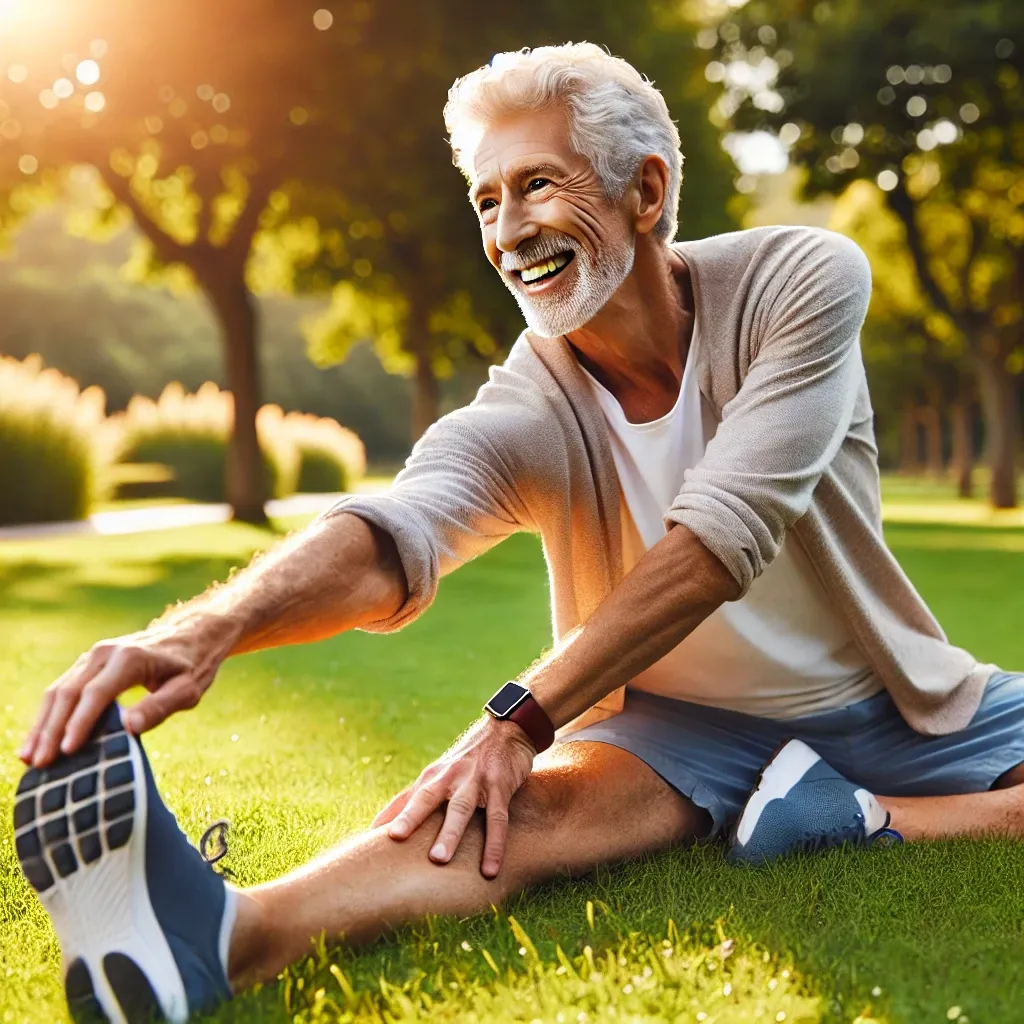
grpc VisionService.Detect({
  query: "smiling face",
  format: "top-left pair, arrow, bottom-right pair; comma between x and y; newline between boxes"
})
470,104 -> 637,338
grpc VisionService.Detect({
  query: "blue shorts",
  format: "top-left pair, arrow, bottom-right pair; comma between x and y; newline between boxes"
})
563,671 -> 1024,836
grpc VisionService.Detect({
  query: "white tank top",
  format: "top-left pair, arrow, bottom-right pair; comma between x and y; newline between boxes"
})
583,339 -> 879,720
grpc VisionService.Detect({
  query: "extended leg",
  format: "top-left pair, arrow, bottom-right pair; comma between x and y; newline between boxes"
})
228,740 -> 710,990
879,761 -> 1024,841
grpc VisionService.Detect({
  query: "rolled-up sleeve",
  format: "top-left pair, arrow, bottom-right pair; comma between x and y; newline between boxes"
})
321,398 -> 530,633
665,230 -> 872,595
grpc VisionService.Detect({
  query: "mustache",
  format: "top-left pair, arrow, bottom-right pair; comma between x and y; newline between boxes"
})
500,233 -> 579,273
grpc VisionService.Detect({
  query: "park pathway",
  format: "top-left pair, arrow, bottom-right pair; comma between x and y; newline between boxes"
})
0,481 -> 390,542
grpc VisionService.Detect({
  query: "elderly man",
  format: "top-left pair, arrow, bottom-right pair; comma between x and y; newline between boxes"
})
13,43 -> 1024,1024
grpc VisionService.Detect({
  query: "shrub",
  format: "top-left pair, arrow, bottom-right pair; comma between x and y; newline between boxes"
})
0,355 -> 112,525
112,382 -> 298,503
279,409 -> 367,493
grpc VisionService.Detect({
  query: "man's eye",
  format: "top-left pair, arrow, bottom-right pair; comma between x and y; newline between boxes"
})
478,198 -> 497,213
526,178 -> 550,192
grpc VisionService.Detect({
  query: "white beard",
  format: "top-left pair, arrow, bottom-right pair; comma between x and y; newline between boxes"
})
499,230 -> 635,339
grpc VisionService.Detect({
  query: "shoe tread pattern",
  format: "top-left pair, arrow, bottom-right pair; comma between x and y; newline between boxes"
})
13,708 -> 137,895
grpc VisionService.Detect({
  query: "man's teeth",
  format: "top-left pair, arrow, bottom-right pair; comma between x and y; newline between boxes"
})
520,253 -> 570,284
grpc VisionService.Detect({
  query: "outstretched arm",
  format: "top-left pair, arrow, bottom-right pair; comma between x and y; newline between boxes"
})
20,512 -> 406,767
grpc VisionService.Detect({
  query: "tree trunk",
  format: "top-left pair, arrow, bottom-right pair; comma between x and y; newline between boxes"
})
412,349 -> 440,443
975,352 -> 1019,509
921,404 -> 944,477
205,279 -> 267,524
898,404 -> 921,475
949,402 -> 975,499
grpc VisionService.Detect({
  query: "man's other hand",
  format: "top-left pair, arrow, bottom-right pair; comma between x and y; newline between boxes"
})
18,620 -> 236,768
373,715 -> 537,878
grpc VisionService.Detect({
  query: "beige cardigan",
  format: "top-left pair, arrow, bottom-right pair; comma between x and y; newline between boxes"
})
326,225 -> 994,736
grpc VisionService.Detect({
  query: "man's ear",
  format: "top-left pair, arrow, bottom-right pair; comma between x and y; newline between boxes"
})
633,154 -> 670,236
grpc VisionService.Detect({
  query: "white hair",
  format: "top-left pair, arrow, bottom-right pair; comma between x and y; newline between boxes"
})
444,43 -> 684,242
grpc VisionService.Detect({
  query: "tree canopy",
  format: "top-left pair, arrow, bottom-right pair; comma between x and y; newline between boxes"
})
708,0 -> 1023,505
1,0 -> 737,516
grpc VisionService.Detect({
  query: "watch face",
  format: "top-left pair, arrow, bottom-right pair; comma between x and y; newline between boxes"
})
485,682 -> 529,718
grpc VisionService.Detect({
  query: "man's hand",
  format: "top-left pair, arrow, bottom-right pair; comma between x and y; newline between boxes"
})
373,715 -> 536,878
18,619 -> 237,768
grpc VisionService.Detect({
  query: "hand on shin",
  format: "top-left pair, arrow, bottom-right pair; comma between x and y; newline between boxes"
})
373,716 -> 536,878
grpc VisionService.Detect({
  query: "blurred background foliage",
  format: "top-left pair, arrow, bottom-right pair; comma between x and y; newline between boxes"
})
0,0 -> 1020,526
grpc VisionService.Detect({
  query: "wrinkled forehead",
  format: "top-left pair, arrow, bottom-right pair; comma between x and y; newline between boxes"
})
467,105 -> 585,192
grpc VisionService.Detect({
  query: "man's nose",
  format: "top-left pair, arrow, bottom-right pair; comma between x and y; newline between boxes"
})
494,199 -> 537,255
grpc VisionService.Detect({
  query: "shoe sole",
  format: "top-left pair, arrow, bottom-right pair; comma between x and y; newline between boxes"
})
726,738 -> 819,861
13,711 -> 189,1024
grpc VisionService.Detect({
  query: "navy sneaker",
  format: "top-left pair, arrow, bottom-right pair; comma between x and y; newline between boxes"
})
727,738 -> 903,866
13,704 -> 237,1023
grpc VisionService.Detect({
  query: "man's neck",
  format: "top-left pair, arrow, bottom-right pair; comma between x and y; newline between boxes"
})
565,241 -> 694,423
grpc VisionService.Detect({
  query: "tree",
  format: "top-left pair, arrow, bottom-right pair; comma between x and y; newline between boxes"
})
832,181 -> 977,492
707,0 -> 1024,506
0,0 -> 360,521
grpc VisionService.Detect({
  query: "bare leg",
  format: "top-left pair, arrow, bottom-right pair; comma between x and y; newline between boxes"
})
880,761 -> 1024,841
228,741 -> 710,991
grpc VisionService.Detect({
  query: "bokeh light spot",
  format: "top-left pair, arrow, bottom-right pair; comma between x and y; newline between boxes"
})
313,8 -> 333,30
704,61 -> 725,83
197,84 -> 215,101
842,123 -> 864,146
695,28 -> 718,50
191,130 -> 209,149
18,154 -> 38,175
89,39 -> 108,59
39,89 -> 58,110
838,147 -> 860,169
0,119 -> 22,140
144,115 -> 163,133
995,38 -> 1015,60
76,59 -> 100,85
885,65 -> 904,85
778,122 -> 801,146
877,86 -> 895,105
906,95 -> 927,117
289,106 -> 309,125
933,119 -> 958,145
353,258 -> 372,277
212,92 -> 230,113
876,169 -> 898,191
934,64 -> 952,84
916,128 -> 937,151
210,124 -> 229,144
960,103 -> 980,124
53,77 -> 74,99
84,91 -> 105,113
904,64 -> 924,85
7,64 -> 27,83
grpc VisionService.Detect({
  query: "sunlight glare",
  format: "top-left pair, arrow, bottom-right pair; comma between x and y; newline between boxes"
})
76,59 -> 100,85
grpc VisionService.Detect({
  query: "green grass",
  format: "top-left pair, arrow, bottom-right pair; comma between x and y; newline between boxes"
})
2,517 -> 1023,1022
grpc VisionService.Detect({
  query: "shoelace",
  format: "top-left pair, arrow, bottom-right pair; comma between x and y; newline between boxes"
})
199,818 -> 236,879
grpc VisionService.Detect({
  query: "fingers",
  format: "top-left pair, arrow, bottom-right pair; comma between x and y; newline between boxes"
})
481,800 -> 510,879
17,686 -> 57,763
120,674 -> 202,735
428,784 -> 480,864
29,646 -> 113,767
60,647 -> 145,754
372,785 -> 414,828
387,777 -> 448,841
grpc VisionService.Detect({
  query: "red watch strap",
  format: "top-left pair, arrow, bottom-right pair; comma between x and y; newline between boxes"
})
508,694 -> 555,753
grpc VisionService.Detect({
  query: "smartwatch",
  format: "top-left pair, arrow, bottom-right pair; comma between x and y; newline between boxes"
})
484,681 -> 555,753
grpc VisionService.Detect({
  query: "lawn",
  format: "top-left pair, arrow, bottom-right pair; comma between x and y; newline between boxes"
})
2,513 -> 1024,1023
